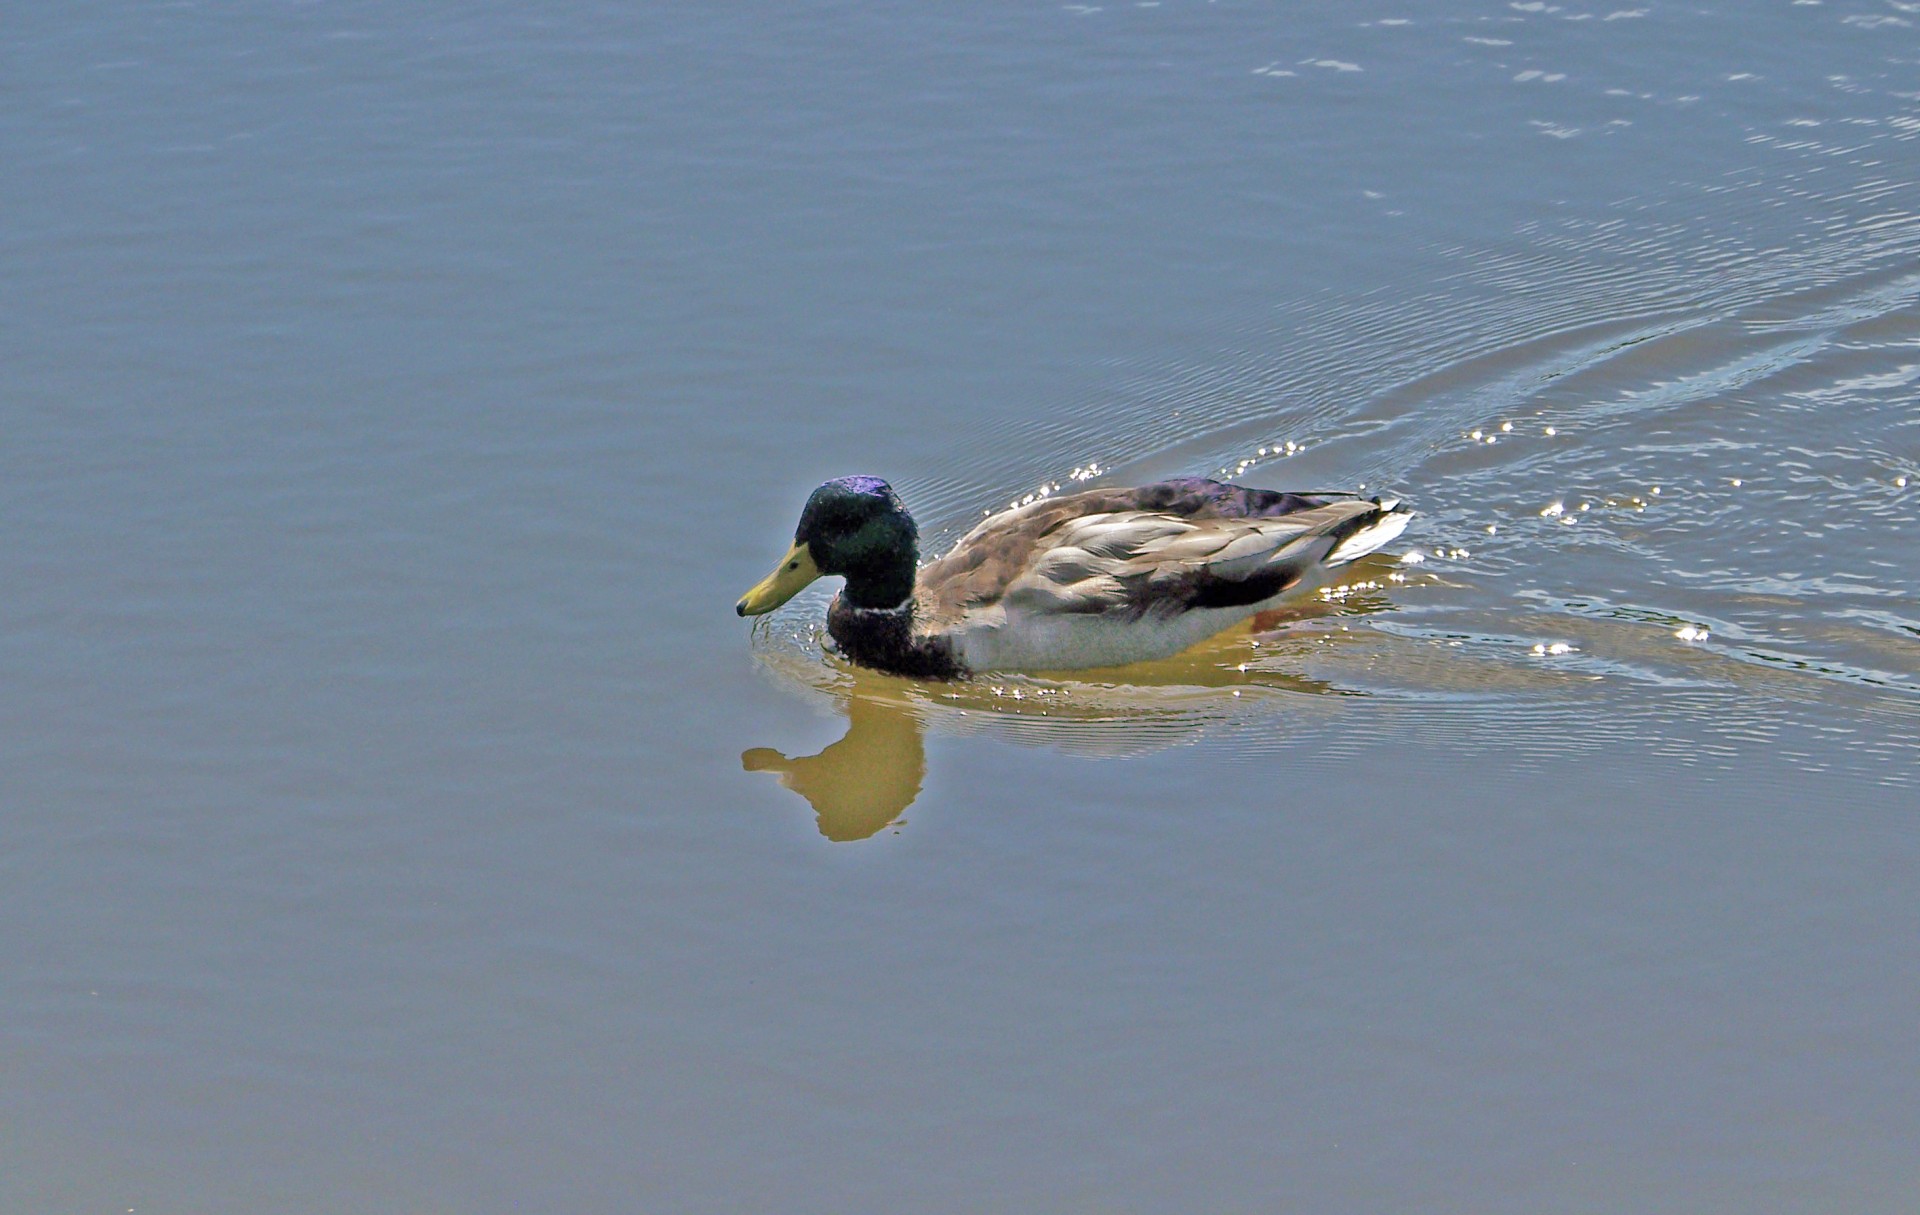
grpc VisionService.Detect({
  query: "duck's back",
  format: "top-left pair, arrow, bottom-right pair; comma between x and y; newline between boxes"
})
916,478 -> 1341,618
911,477 -> 1411,672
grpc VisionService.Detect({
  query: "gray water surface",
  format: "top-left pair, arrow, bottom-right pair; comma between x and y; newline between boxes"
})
4,3 -> 1918,1212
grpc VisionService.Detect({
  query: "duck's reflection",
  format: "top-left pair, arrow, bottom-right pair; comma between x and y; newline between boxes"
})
738,620 -> 1344,843
742,569 -> 1408,842
742,686 -> 925,842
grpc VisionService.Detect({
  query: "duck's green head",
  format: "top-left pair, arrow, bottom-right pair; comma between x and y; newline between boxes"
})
736,476 -> 919,616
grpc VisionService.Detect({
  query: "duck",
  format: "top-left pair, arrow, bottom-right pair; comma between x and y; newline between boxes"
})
736,475 -> 1412,679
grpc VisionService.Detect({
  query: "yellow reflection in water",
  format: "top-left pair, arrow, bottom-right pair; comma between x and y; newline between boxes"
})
742,681 -> 925,842
740,592 -> 1389,842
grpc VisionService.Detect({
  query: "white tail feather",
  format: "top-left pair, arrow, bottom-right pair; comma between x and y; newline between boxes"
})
1325,505 -> 1413,565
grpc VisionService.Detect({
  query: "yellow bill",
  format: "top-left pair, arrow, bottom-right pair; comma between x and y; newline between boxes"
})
736,541 -> 821,616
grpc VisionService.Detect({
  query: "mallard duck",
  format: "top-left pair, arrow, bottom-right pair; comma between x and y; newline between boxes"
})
736,475 -> 1412,679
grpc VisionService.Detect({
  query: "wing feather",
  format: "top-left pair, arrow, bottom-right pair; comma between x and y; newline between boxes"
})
918,485 -> 1403,627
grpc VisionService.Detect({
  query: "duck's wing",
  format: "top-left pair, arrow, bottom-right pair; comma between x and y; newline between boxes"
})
1006,500 -> 1402,618
922,495 -> 1406,624
914,491 -> 1112,624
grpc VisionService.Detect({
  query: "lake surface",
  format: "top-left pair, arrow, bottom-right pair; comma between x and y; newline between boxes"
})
5,2 -> 1918,1211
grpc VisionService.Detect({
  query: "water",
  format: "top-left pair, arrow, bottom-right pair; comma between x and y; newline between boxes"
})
4,3 -> 1917,1211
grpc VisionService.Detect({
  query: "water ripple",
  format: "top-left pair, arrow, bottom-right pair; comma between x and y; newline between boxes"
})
753,30 -> 1920,790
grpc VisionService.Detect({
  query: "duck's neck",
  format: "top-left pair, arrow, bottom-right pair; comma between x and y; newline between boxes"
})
827,597 -> 964,680
837,546 -> 918,610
